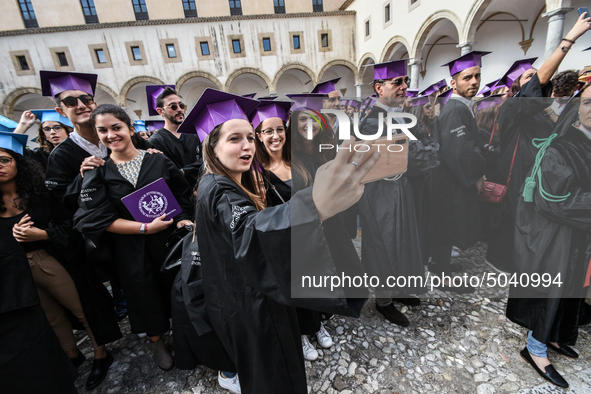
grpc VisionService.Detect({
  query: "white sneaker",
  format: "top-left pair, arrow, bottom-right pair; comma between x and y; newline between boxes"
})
301,335 -> 318,361
137,333 -> 147,339
316,323 -> 333,348
451,249 -> 460,257
218,371 -> 241,394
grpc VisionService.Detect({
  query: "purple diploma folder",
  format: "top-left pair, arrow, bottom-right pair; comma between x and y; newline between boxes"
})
121,178 -> 182,222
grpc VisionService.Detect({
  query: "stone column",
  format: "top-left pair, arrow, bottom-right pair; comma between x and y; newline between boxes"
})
456,41 -> 476,56
355,83 -> 362,99
542,7 -> 574,60
409,60 -> 422,89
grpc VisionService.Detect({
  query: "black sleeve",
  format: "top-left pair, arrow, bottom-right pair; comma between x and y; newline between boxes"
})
73,168 -> 120,239
45,150 -> 85,211
405,124 -> 440,177
163,157 -> 194,222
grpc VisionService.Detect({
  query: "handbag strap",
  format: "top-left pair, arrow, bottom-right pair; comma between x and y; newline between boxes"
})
506,133 -> 520,185
484,110 -> 500,161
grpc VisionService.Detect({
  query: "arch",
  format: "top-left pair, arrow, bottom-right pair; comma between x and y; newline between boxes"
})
272,63 -> 317,92
380,36 -> 412,62
463,0 -> 494,43
96,82 -> 118,104
118,75 -> 167,106
317,59 -> 358,84
477,12 -> 525,42
358,52 -> 377,74
2,87 -> 47,119
176,70 -> 223,92
225,68 -> 273,92
411,11 -> 463,59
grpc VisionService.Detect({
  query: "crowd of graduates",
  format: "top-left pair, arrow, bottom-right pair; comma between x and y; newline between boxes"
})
1,12 -> 591,394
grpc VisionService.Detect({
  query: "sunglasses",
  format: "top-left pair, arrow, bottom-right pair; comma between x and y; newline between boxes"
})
162,102 -> 186,111
42,125 -> 64,133
383,76 -> 411,86
61,94 -> 95,108
0,157 -> 14,167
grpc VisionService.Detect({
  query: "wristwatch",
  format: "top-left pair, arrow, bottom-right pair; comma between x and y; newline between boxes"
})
139,223 -> 146,235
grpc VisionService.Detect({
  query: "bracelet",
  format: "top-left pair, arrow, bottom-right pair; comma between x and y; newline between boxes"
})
562,38 -> 576,45
145,223 -> 148,235
139,223 -> 145,235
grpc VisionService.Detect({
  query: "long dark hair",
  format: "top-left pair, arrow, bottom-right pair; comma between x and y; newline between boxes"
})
0,149 -> 48,213
37,122 -> 73,153
201,121 -> 266,211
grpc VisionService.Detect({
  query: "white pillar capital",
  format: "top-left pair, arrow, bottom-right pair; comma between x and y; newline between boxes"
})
457,42 -> 477,55
543,8 -> 574,60
542,7 -> 574,19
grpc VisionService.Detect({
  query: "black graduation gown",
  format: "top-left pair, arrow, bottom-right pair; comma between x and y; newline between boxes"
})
431,98 -> 485,267
196,174 -> 365,394
0,216 -> 78,394
487,74 -> 555,271
357,106 -> 437,292
148,128 -> 202,187
24,147 -> 50,169
506,129 -> 591,344
74,152 -> 193,335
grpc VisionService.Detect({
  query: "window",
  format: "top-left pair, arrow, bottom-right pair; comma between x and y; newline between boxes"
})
263,37 -> 271,52
293,35 -> 301,50
274,0 -> 285,14
166,44 -> 177,58
232,39 -> 241,54
385,4 -> 390,23
18,0 -> 38,28
132,0 -> 149,20
312,0 -> 323,12
229,0 -> 242,15
365,20 -> 370,37
131,46 -> 142,60
57,52 -> 69,67
321,33 -> 328,48
16,55 -> 29,70
95,49 -> 107,64
182,0 -> 197,17
80,0 -> 98,24
200,42 -> 210,56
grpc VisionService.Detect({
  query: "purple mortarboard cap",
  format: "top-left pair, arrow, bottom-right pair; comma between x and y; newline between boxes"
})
250,100 -> 292,130
311,77 -> 341,94
145,120 -> 165,132
419,79 -> 447,96
0,131 -> 28,155
477,79 -> 501,97
177,88 -> 260,141
241,93 -> 257,99
285,93 -> 328,112
258,96 -> 277,101
411,96 -> 431,107
373,59 -> 408,80
406,89 -> 420,97
0,115 -> 19,132
441,51 -> 491,76
436,88 -> 453,107
347,100 -> 360,108
476,94 -> 505,111
40,70 -> 97,98
30,109 -> 73,128
498,57 -> 538,88
133,120 -> 147,132
145,85 -> 176,116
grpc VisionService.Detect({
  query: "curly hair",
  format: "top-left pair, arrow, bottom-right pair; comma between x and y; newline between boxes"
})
551,70 -> 580,97
0,148 -> 49,213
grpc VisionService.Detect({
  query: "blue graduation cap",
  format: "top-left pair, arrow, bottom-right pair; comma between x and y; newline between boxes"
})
0,115 -> 19,132
0,131 -> 28,155
30,109 -> 73,128
133,120 -> 147,132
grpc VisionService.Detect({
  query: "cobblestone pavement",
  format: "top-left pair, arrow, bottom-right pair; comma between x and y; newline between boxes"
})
75,241 -> 591,393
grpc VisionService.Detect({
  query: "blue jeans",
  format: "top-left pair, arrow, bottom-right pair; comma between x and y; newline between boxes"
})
527,331 -> 547,358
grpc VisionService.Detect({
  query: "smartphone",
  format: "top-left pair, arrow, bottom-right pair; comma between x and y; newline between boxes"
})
352,136 -> 409,184
579,7 -> 589,16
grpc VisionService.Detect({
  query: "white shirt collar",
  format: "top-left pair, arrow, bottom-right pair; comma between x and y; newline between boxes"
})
69,131 -> 108,158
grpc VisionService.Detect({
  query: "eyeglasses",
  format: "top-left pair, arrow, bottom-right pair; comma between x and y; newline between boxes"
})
260,127 -> 286,136
383,77 -> 411,86
0,157 -> 14,167
42,125 -> 64,133
61,94 -> 95,108
162,102 -> 186,111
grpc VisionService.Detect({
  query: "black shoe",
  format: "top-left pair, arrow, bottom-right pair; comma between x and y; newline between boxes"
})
376,302 -> 409,327
520,347 -> 569,388
548,343 -> 579,358
86,352 -> 114,391
70,349 -> 86,368
391,295 -> 421,307
116,311 -> 128,322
